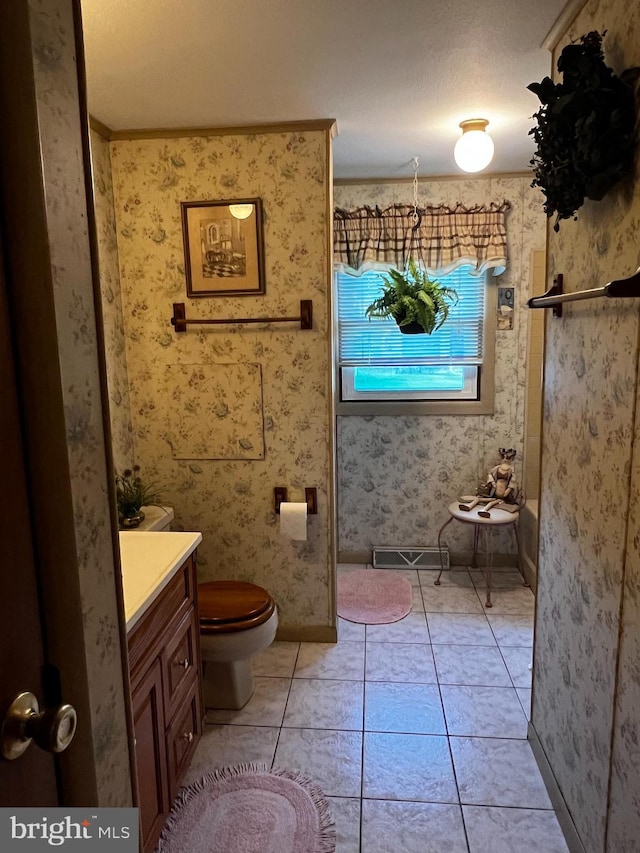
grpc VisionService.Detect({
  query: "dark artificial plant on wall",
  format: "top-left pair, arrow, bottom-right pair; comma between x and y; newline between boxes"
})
528,30 -> 637,231
365,259 -> 458,334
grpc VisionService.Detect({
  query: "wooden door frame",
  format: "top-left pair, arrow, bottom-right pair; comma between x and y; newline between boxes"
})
0,0 -> 135,805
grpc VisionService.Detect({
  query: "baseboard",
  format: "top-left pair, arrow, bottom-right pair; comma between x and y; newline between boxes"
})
276,625 -> 337,643
521,549 -> 538,592
450,551 -> 521,569
528,722 -> 586,853
338,550 -> 370,564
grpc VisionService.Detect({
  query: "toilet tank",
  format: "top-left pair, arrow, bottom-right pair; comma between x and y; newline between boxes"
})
127,506 -> 174,531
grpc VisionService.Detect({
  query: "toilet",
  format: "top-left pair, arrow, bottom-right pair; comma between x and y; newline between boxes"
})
198,580 -> 278,710
131,509 -> 277,709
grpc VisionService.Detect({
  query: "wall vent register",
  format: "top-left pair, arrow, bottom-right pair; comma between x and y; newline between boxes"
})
373,546 -> 450,570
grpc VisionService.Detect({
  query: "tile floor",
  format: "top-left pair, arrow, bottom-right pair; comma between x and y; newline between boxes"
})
183,565 -> 570,853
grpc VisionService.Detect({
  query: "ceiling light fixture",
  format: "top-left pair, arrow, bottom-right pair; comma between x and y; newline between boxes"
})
228,203 -> 254,220
454,119 -> 494,173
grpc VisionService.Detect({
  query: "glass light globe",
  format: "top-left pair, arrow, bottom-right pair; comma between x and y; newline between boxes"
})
454,119 -> 494,173
228,203 -> 254,220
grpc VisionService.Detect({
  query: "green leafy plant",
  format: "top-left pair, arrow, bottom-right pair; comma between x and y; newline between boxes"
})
528,30 -> 636,231
115,465 -> 163,520
365,259 -> 458,334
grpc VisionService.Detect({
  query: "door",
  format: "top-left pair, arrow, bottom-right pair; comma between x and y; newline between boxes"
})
0,234 -> 59,805
0,0 -> 132,809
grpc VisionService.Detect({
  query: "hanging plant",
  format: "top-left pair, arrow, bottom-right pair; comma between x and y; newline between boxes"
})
365,259 -> 458,334
527,30 -> 637,231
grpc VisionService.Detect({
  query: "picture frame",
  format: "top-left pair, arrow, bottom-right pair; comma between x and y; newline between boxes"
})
181,197 -> 265,297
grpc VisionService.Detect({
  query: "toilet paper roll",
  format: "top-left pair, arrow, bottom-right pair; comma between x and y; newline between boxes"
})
279,501 -> 308,541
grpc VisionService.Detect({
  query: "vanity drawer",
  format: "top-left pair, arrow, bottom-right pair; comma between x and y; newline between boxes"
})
128,555 -> 195,683
166,680 -> 202,800
161,606 -> 199,720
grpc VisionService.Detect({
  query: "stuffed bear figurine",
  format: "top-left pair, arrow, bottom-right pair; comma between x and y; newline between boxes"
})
458,448 -> 524,517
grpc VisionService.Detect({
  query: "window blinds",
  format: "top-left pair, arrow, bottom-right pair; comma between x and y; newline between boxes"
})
338,266 -> 485,367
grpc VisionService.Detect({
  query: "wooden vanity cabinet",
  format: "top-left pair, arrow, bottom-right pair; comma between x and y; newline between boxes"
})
127,553 -> 203,853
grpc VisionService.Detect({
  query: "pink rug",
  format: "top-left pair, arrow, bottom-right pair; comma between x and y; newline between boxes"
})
155,763 -> 335,853
337,569 -> 412,624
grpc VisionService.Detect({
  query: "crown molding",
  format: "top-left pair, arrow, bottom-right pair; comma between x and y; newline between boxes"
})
109,118 -> 337,142
89,114 -> 113,141
334,170 -> 532,186
541,0 -> 589,52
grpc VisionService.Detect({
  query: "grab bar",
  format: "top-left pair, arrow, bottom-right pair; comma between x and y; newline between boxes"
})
528,270 -> 640,318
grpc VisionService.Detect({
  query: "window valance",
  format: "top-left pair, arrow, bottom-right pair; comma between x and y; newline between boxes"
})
333,202 -> 510,277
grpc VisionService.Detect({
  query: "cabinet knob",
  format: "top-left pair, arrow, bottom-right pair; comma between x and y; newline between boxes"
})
176,658 -> 190,669
182,731 -> 194,743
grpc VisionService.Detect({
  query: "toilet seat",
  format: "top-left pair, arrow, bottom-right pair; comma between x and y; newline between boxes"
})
199,580 -> 276,634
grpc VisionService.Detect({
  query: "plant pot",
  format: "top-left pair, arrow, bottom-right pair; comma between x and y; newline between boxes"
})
120,510 -> 145,529
397,320 -> 425,334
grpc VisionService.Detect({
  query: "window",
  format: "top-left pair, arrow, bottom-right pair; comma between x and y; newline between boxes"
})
336,265 -> 495,414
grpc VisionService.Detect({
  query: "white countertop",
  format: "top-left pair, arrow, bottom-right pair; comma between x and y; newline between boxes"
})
119,531 -> 202,631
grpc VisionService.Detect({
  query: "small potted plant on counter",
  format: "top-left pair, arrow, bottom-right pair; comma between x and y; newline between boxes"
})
116,465 -> 164,529
365,259 -> 458,334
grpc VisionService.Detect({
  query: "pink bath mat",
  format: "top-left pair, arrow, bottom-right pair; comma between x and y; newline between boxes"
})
337,569 -> 412,624
155,763 -> 335,853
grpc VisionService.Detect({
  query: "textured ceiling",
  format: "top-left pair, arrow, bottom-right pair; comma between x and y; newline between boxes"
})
80,0 -> 567,179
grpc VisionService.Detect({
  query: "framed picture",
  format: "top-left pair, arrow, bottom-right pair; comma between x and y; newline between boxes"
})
181,198 -> 265,297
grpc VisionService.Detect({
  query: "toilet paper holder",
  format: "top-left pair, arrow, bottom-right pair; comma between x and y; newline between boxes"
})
274,487 -> 317,515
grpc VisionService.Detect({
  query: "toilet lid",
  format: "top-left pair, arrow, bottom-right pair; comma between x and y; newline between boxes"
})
198,580 -> 274,628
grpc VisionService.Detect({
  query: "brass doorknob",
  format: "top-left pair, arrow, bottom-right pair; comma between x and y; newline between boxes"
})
1,692 -> 77,761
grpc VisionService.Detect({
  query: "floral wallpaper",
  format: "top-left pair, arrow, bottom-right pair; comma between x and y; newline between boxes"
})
532,2 -> 640,850
90,129 -> 134,474
164,362 -> 265,460
108,131 -> 334,630
611,370 -> 640,853
334,178 -> 546,559
29,0 -> 131,806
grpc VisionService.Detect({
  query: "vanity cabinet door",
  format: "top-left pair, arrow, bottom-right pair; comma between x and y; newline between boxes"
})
131,657 -> 169,853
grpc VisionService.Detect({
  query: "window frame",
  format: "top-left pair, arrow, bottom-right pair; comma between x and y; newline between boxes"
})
341,365 -> 480,401
335,271 -> 496,416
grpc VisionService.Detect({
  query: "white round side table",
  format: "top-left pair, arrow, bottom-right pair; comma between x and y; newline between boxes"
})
436,501 -> 527,607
